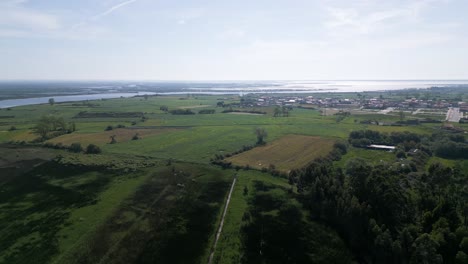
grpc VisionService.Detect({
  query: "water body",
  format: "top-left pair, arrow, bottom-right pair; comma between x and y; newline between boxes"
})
1,80 -> 467,108
190,80 -> 468,93
0,92 -> 156,109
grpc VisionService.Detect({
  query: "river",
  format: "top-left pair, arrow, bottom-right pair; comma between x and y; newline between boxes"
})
0,92 -> 156,109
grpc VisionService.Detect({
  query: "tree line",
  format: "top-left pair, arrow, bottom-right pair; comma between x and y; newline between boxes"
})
34,115 -> 76,141
286,132 -> 468,263
349,129 -> 467,160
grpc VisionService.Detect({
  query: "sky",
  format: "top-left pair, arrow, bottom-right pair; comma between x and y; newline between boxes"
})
0,0 -> 467,80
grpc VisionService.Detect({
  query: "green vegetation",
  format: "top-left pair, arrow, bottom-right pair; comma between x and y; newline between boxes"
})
0,92 -> 467,263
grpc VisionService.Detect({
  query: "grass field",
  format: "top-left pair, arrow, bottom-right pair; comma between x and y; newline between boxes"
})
226,135 -> 336,172
55,163 -> 232,264
0,158 -> 231,264
334,146 -> 397,168
47,127 -> 180,147
0,160 -> 146,264
211,170 -> 292,263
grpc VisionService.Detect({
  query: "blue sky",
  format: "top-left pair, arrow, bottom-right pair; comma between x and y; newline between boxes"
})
1,0 -> 467,80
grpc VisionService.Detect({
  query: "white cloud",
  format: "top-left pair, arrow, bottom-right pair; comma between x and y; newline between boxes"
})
323,0 -> 437,35
0,0 -> 61,35
0,9 -> 60,30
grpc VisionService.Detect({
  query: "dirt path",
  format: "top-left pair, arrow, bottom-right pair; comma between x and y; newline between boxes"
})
208,174 -> 237,264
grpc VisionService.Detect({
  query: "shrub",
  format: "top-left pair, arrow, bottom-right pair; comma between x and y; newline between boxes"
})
69,143 -> 83,153
169,109 -> 195,115
86,144 -> 102,154
333,141 -> 348,154
198,109 -> 216,114
396,151 -> 407,159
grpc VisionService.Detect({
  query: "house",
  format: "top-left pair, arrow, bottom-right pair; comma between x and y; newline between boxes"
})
367,144 -> 396,151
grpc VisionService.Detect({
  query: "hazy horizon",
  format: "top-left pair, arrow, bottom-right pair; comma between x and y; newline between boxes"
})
1,79 -> 468,82
1,0 -> 468,80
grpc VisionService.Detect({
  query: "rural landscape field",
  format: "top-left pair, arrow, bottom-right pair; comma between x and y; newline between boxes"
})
2,0 -> 468,263
1,86 -> 468,263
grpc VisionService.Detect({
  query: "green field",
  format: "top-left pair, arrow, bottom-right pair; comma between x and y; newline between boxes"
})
1,93 -> 467,263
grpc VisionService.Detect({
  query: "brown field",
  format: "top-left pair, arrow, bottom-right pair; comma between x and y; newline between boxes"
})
178,105 -> 211,109
47,128 -> 179,147
11,131 -> 38,142
227,112 -> 264,115
226,135 -> 335,172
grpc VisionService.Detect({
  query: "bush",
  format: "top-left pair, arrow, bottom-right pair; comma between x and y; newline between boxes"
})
105,125 -> 113,131
333,141 -> 348,154
198,109 -> 216,114
86,144 -> 102,154
8,126 -> 17,131
396,151 -> 407,159
169,109 -> 195,115
69,143 -> 83,153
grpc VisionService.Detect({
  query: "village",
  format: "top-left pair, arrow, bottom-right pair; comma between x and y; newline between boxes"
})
237,93 -> 467,123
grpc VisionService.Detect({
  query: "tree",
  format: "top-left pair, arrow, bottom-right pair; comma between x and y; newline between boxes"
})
410,233 -> 442,264
455,251 -> 468,264
69,122 -> 76,132
345,158 -> 372,200
274,107 -> 281,117
49,98 -> 55,105
160,106 -> 169,112
132,133 -> 140,140
399,110 -> 405,122
282,106 -> 289,117
34,120 -> 50,139
334,141 -> 348,154
86,144 -> 101,154
255,127 -> 267,145
54,116 -> 66,131
463,204 -> 468,227
33,115 -> 67,140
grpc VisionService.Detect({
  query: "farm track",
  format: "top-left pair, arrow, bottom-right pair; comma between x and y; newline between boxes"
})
208,174 -> 237,264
